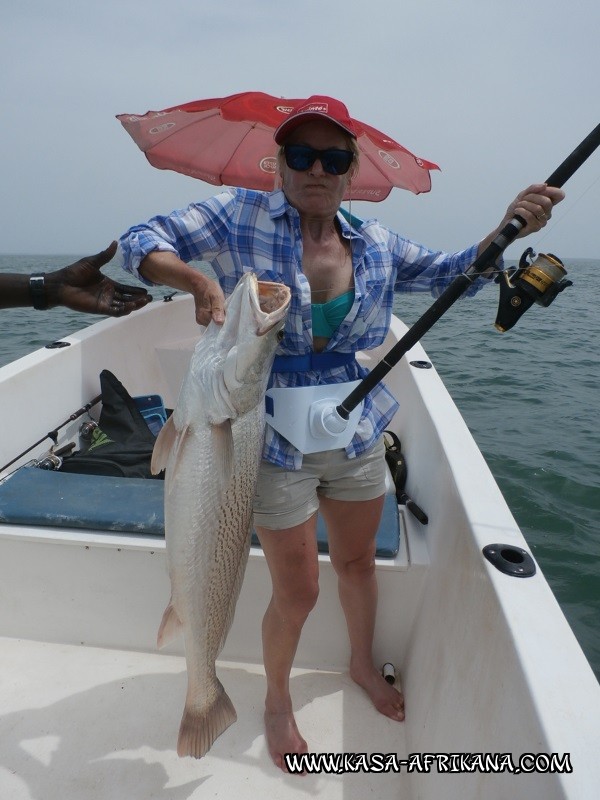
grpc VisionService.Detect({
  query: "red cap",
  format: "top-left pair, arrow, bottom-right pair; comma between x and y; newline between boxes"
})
274,95 -> 357,144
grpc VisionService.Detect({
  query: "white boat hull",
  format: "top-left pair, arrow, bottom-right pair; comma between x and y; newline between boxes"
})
0,294 -> 598,799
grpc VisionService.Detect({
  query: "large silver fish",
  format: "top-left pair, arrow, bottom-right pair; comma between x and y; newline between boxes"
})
151,272 -> 290,758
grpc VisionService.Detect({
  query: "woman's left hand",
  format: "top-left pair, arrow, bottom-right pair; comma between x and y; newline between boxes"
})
500,183 -> 565,238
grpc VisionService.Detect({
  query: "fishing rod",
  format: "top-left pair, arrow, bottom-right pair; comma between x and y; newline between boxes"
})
336,122 -> 600,421
0,395 -> 102,474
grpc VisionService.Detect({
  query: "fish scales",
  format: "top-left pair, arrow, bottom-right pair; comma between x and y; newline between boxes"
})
152,273 -> 290,759
206,411 -> 263,654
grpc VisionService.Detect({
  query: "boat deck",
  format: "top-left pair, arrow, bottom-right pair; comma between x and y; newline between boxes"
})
0,636 -> 410,800
2,303 -> 600,799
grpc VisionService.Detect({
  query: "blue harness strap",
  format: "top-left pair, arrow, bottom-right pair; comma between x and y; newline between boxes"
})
272,351 -> 356,373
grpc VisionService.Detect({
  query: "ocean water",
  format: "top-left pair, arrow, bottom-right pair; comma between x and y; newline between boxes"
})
1,254 -> 598,680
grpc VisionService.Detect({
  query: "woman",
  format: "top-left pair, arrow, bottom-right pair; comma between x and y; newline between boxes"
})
118,95 -> 563,770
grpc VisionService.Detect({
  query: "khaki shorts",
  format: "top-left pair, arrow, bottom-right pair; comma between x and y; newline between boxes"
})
253,437 -> 387,530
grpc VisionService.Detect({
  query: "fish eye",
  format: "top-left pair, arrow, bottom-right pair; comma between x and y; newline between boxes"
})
276,329 -> 285,342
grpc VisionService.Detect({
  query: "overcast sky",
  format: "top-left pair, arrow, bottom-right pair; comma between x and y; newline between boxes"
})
1,0 -> 598,260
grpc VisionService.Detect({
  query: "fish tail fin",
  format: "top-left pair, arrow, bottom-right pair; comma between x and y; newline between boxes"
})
156,600 -> 182,649
177,687 -> 237,758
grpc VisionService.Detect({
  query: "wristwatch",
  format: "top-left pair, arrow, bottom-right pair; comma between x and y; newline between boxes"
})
29,273 -> 48,310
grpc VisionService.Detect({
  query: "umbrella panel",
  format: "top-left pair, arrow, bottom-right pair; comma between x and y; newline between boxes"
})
117,93 -> 439,199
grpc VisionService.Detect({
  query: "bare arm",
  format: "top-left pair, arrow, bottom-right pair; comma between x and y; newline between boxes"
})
0,242 -> 151,315
139,251 -> 226,325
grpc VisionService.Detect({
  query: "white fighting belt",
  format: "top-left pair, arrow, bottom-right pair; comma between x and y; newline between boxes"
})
265,381 -> 363,454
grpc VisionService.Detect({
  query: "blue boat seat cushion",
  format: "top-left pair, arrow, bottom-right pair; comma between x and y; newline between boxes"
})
0,468 -> 165,535
0,467 -> 400,558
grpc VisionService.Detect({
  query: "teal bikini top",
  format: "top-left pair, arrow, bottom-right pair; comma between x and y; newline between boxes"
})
311,290 -> 354,338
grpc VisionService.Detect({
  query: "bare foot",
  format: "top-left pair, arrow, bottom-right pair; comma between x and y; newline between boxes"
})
264,709 -> 308,772
350,664 -> 405,721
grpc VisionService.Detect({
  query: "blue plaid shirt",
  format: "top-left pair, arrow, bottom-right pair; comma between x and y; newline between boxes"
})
118,188 -> 487,469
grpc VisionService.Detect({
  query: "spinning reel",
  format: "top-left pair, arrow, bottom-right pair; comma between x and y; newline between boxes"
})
494,248 -> 573,332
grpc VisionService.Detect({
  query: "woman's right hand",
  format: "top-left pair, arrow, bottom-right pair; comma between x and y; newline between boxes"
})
191,274 -> 226,326
139,251 -> 225,326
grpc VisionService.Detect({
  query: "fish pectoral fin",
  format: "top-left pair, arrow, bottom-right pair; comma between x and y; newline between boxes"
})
157,600 -> 183,649
152,416 -> 193,495
151,414 -> 178,475
211,419 -> 235,489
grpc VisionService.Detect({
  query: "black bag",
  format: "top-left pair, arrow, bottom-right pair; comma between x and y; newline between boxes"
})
60,370 -> 162,479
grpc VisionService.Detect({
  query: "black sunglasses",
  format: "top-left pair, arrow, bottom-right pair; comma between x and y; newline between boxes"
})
283,144 -> 354,176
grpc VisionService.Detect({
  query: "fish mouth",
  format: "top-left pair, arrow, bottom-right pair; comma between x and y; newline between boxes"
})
251,277 -> 291,334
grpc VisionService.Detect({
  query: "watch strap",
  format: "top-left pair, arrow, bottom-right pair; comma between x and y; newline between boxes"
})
29,273 -> 48,310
